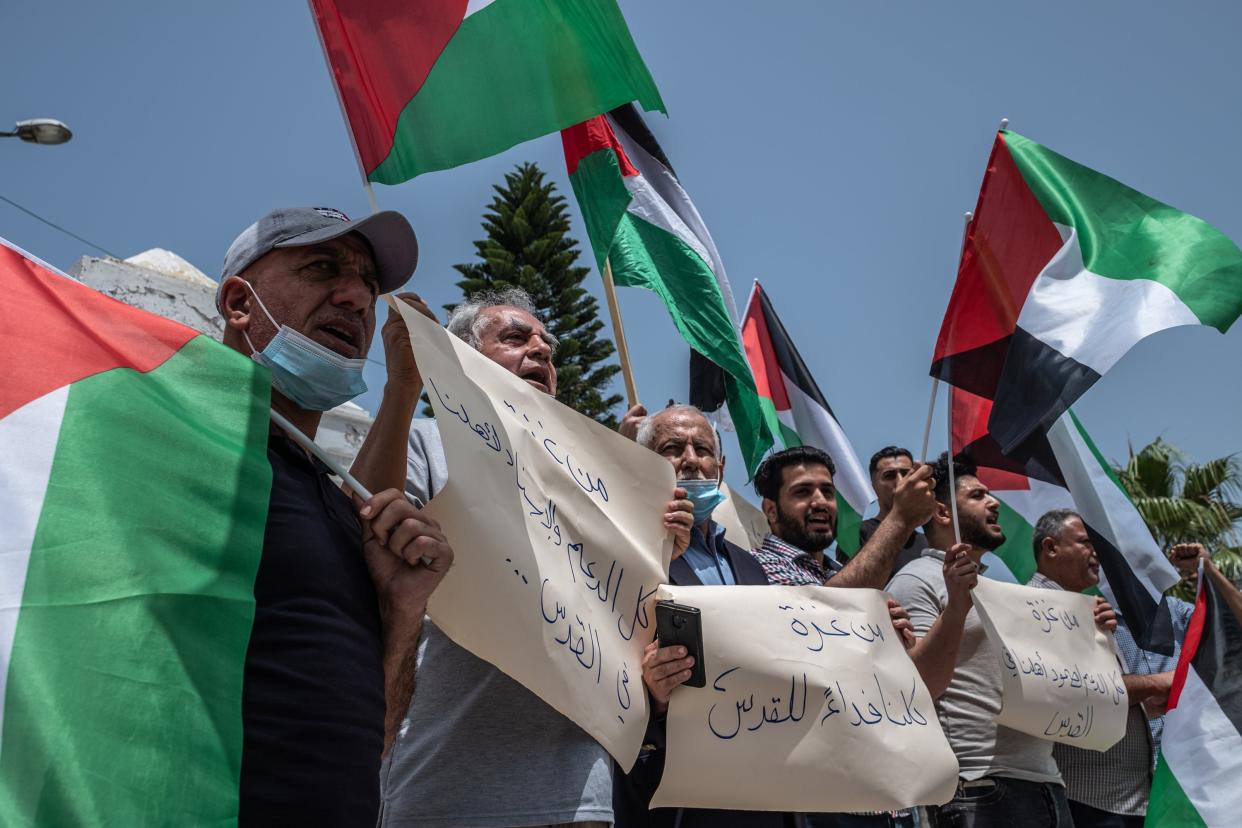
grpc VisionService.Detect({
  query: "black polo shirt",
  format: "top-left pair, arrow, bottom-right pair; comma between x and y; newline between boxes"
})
239,434 -> 385,826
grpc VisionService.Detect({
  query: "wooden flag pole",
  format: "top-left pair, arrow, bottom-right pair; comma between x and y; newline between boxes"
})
918,209 -> 974,462
601,258 -> 639,407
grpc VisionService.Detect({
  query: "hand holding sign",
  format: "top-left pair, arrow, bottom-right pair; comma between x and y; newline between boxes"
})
971,578 -> 1128,751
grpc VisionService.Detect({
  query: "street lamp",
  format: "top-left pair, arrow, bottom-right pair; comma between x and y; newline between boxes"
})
1,118 -> 72,145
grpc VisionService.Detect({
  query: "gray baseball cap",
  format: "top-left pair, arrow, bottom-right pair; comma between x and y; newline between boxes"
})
220,206 -> 418,295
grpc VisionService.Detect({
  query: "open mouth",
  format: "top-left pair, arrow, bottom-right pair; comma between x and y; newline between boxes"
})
806,513 -> 833,530
519,366 -> 549,390
318,321 -> 361,356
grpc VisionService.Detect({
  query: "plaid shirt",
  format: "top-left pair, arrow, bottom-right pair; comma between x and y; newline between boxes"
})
1039,573 -> 1194,817
751,533 -> 842,586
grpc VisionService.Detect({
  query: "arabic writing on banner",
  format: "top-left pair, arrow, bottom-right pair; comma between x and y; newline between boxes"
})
650,585 -> 959,812
971,577 -> 1128,751
391,300 -> 674,771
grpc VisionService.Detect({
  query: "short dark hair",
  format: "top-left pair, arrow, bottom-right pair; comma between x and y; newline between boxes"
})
1032,509 -> 1081,561
927,452 -> 977,509
754,446 -> 836,501
869,445 -> 913,475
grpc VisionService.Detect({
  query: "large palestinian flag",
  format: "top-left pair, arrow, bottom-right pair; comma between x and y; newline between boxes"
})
311,0 -> 664,184
0,239 -> 271,822
1146,564 -> 1242,827
740,282 -> 874,555
562,105 -> 772,475
952,384 -> 1180,650
932,130 -> 1242,453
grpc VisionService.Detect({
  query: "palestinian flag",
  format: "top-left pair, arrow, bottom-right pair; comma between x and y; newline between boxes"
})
1146,564 -> 1242,827
741,282 -> 874,555
932,129 -> 1242,454
951,384 -> 1180,650
0,239 -> 271,822
311,0 -> 664,184
562,104 -> 772,475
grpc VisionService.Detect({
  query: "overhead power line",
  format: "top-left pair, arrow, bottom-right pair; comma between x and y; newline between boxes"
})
0,193 -> 120,259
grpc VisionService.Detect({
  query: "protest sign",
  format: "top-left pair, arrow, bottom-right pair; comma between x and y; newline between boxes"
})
971,577 -> 1128,751
392,300 -> 674,770
711,483 -> 769,551
650,585 -> 959,812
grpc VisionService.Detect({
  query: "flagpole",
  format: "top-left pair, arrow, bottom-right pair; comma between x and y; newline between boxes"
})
601,257 -> 639,407
918,209 -> 974,463
307,0 -> 382,216
270,408 -> 373,500
945,382 -> 962,545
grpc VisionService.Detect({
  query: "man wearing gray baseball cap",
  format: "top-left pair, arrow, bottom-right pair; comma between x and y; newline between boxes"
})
216,206 -> 453,826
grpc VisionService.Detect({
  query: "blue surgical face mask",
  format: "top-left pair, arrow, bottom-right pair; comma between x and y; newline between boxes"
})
239,280 -> 368,411
679,477 -> 726,524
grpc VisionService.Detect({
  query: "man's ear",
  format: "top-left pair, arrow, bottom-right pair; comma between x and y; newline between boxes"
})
930,500 -> 952,528
1040,535 -> 1058,561
762,497 -> 779,531
219,276 -> 253,332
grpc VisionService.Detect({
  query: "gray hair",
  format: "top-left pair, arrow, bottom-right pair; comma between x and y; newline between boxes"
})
1032,509 -> 1082,560
636,404 -> 721,456
446,287 -> 558,352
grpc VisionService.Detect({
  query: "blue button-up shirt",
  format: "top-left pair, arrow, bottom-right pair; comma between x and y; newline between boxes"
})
680,522 -> 737,585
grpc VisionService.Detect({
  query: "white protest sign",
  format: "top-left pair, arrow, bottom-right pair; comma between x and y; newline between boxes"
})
393,300 -> 674,770
651,585 -> 959,812
971,577 -> 1127,751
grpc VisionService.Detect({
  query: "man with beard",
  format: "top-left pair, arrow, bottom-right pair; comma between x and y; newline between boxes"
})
751,446 -> 936,591
887,456 -> 1117,828
750,447 -> 936,828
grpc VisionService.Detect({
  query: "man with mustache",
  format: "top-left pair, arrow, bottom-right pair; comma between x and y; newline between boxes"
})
1037,517 -> 1241,828
752,445 -> 936,592
886,456 -> 1117,828
366,288 -> 694,828
216,207 -> 454,826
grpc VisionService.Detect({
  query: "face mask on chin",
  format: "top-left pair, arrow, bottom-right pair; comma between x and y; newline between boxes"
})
238,279 -> 368,411
679,477 -> 726,524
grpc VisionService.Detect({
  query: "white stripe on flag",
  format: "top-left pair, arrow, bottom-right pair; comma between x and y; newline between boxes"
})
1047,413 -> 1179,602
611,121 -> 739,324
994,477 -> 1074,525
781,370 -> 875,515
1162,666 -> 1242,827
0,385 -> 68,748
1016,224 -> 1201,373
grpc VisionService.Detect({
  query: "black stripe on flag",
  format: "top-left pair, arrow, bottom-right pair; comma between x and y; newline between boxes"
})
990,327 -> 1102,454
689,347 -> 727,414
1193,574 -> 1242,734
756,288 -> 838,421
608,103 -> 676,176
1088,524 -> 1177,656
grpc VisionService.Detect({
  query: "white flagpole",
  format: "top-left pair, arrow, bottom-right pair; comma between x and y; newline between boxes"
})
270,408 -> 373,500
945,383 -> 962,545
919,210 -> 974,462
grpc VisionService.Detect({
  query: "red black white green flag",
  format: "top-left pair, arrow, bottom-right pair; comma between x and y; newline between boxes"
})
561,105 -> 773,475
932,130 -> 1242,454
740,282 -> 874,555
310,0 -> 664,183
1146,563 -> 1242,827
0,238 -> 271,822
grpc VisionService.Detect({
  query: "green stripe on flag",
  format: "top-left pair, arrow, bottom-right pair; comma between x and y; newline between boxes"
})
991,498 -> 1038,584
1004,131 -> 1242,331
0,338 -> 271,824
370,0 -> 664,183
835,494 -> 863,557
1146,753 -> 1207,827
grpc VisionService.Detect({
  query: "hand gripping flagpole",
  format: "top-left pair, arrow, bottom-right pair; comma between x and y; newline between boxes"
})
919,209 -> 974,462
601,257 -> 640,408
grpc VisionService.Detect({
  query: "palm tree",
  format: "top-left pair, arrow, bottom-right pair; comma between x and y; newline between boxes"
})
1114,438 -> 1242,597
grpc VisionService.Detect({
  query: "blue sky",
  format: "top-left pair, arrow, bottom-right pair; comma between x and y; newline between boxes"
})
5,1 -> 1241,500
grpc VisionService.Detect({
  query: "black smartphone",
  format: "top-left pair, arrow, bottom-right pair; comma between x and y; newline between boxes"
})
654,600 -> 706,688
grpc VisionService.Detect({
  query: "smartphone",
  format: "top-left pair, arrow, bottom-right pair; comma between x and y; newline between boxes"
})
654,600 -> 706,688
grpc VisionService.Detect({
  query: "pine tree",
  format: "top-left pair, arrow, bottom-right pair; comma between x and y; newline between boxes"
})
452,162 -> 622,426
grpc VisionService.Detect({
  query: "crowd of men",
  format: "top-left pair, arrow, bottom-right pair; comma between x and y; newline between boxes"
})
212,207 -> 1239,828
